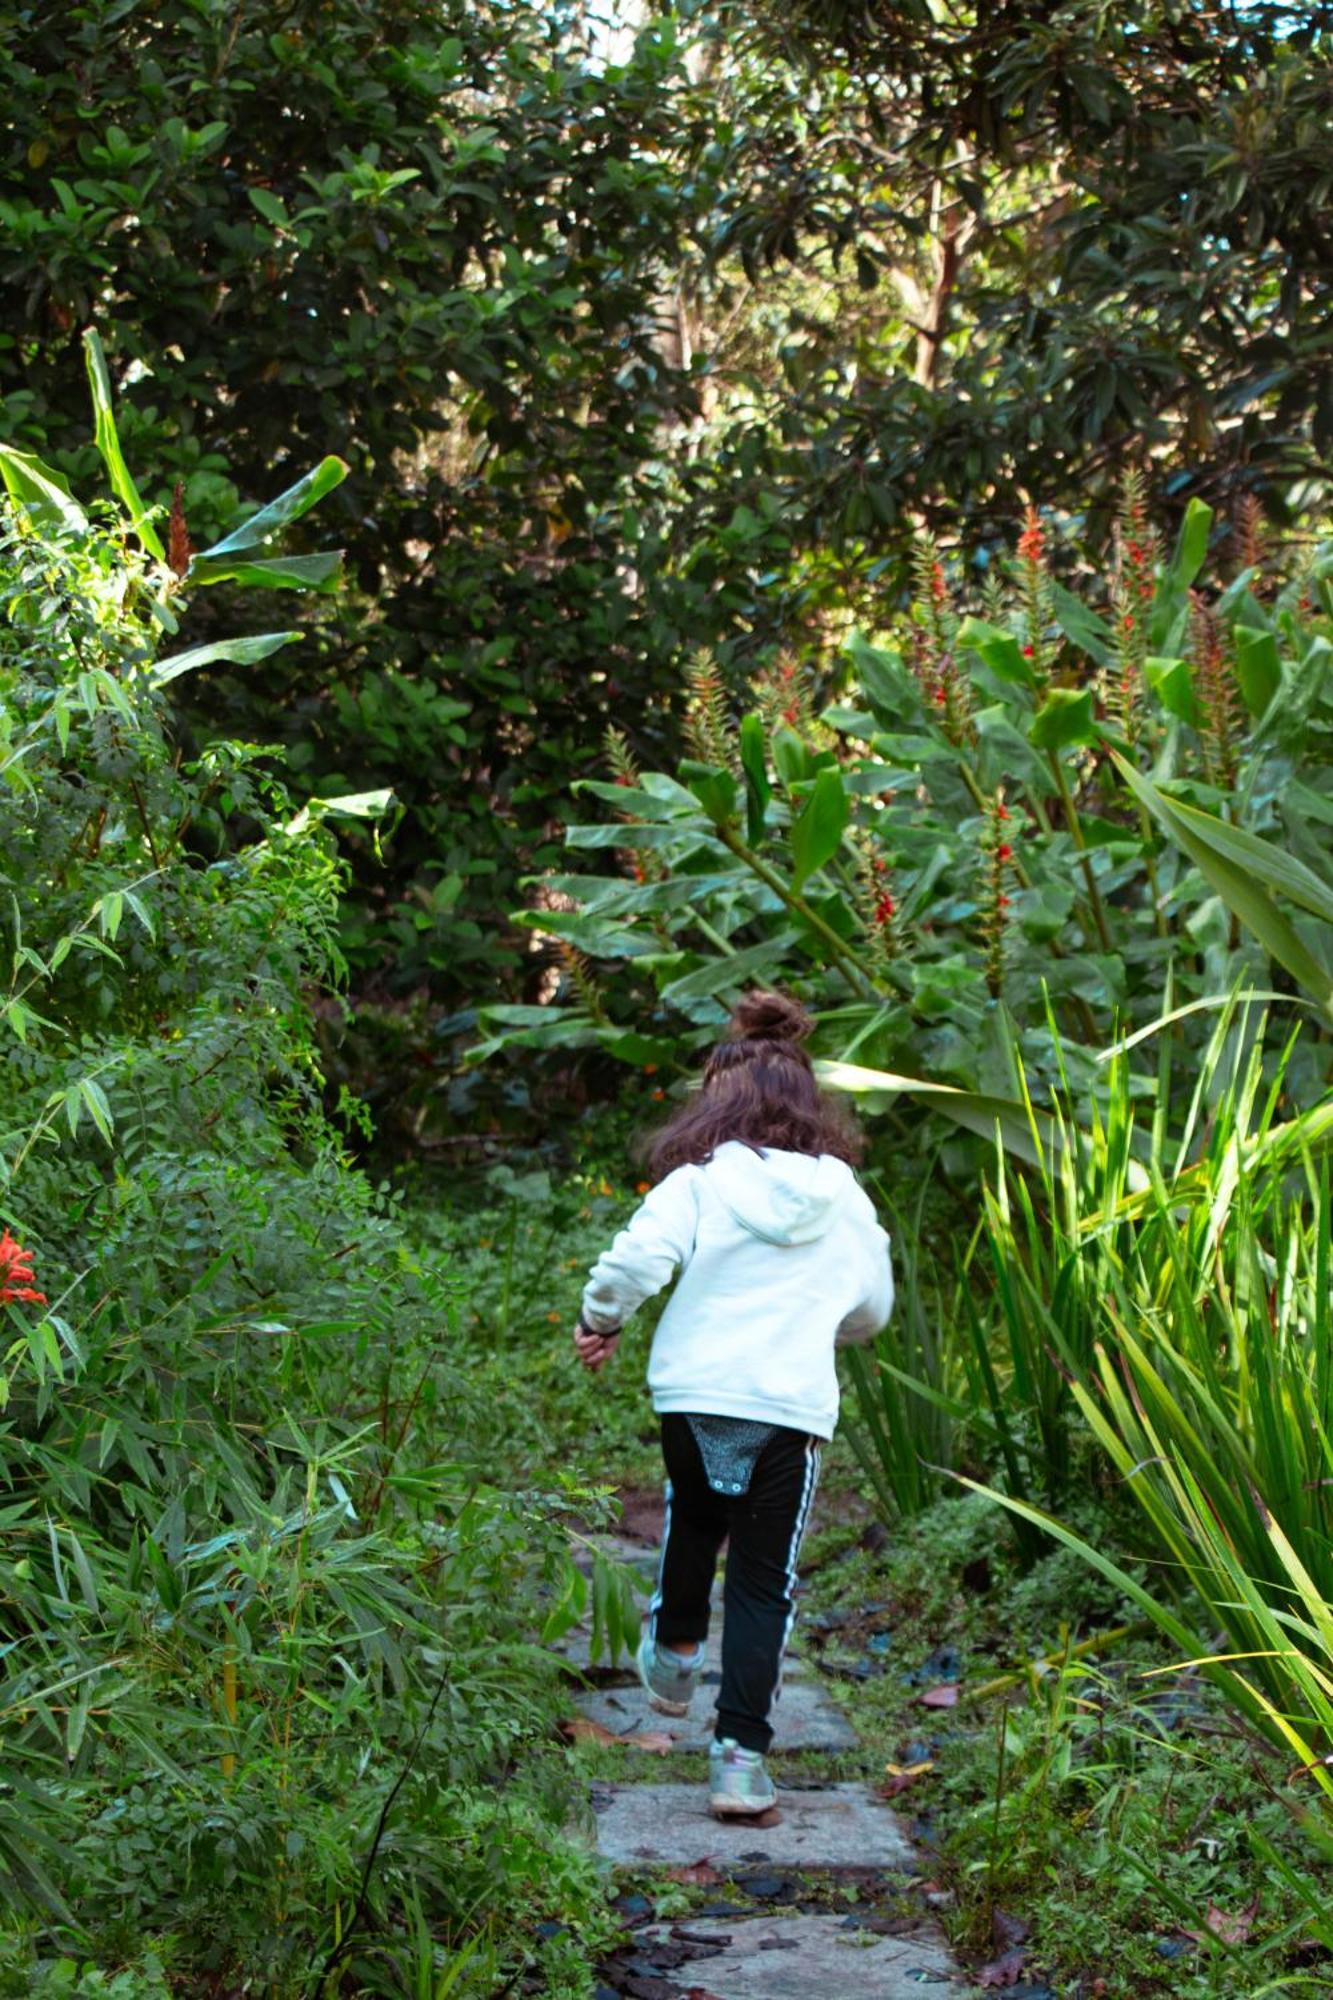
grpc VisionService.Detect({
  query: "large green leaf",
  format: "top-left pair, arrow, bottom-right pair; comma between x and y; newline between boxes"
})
1233,625 -> 1281,716
1028,686 -> 1098,749
956,615 -> 1037,688
283,787 -> 395,835
679,759 -> 738,827
149,631 -> 301,687
846,633 -> 923,726
186,551 -> 344,591
789,764 -> 848,889
739,713 -> 771,846
198,456 -> 349,558
1050,582 -> 1115,666
0,443 -> 88,535
1111,752 -> 1333,1013
1144,655 -> 1200,726
1166,497 -> 1214,592
82,329 -> 165,560
818,1058 -> 1049,1169
659,936 -> 797,1010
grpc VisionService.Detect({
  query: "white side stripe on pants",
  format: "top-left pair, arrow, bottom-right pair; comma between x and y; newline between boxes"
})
774,1437 -> 820,1702
648,1477 -> 674,1644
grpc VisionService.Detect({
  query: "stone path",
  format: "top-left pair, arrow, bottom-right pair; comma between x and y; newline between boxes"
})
564,1525 -> 978,1998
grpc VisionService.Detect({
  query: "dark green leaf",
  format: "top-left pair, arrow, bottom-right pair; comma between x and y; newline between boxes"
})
1029,687 -> 1098,749
739,712 -> 771,846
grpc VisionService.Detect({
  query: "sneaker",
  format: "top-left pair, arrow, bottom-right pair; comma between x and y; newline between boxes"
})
709,1736 -> 777,1818
635,1628 -> 705,1716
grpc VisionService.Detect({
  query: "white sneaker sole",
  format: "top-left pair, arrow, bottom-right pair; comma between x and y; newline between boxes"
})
646,1687 -> 692,1717
709,1792 -> 778,1819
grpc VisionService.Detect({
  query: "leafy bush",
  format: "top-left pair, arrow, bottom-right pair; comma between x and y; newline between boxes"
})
0,386 -> 615,1992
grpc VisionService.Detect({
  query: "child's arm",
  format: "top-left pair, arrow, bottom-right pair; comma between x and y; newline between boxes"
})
578,1170 -> 698,1336
834,1222 -> 895,1346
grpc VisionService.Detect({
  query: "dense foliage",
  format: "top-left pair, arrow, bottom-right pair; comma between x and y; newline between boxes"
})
4,3 -> 1332,1047
0,413 -> 627,1993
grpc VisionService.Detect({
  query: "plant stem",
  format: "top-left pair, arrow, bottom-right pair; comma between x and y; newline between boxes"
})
1047,751 -> 1114,954
693,911 -> 737,957
1133,803 -> 1170,941
716,823 -> 882,1001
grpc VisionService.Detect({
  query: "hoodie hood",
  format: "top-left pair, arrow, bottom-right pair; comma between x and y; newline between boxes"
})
706,1141 -> 851,1246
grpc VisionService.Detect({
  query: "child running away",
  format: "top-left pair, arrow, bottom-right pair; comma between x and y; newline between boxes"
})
573,990 -> 894,1820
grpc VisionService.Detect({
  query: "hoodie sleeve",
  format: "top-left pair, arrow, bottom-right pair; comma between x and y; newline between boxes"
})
580,1168 -> 699,1334
834,1208 -> 895,1347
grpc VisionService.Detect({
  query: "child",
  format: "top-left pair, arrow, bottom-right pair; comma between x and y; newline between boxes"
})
572,989 -> 894,1818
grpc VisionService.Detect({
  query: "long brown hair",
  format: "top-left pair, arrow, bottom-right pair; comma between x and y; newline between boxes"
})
642,990 -> 863,1178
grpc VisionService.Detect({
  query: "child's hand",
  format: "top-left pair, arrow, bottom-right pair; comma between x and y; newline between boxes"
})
573,1322 -> 619,1372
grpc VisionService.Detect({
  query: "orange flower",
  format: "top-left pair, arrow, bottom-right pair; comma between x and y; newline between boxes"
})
1017,507 -> 1044,565
636,1180 -> 651,1194
651,1088 -> 665,1101
0,1228 -> 46,1307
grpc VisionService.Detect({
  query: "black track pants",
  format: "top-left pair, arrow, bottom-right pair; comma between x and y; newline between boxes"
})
651,1414 -> 822,1754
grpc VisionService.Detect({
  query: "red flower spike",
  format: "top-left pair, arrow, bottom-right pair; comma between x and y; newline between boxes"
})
1017,508 -> 1045,566
0,1228 -> 47,1308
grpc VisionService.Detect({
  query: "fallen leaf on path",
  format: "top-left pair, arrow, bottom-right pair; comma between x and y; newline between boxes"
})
976,1948 -> 1029,1987
879,1758 -> 934,1798
919,1683 -> 959,1708
664,1861 -> 722,1886
992,1909 -> 1032,1947
1184,1896 -> 1259,1946
558,1716 -> 676,1753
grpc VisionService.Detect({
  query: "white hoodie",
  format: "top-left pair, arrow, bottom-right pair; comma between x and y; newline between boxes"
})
580,1142 -> 894,1440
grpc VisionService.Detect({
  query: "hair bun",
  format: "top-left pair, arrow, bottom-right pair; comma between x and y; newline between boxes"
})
728,989 -> 813,1045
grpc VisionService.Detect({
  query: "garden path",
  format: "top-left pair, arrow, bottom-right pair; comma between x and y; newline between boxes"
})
567,1527 -> 978,1998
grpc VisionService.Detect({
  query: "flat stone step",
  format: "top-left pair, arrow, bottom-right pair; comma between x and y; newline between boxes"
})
590,1781 -> 917,1871
576,1673 -> 852,1751
624,1915 -> 958,1998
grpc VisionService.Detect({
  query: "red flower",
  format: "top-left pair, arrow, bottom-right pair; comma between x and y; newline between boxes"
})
1017,508 -> 1044,565
997,893 -> 1012,908
0,1229 -> 47,1308
783,704 -> 800,725
1122,614 -> 1135,632
934,687 -> 948,706
997,843 -> 1013,862
1127,542 -> 1143,562
1022,644 -> 1035,658
996,804 -> 1011,821
874,893 -> 896,925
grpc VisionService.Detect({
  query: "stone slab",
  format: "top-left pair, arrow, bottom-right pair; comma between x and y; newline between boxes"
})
576,1673 -> 850,1751
630,1916 -> 958,1998
591,1782 -> 918,1871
